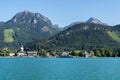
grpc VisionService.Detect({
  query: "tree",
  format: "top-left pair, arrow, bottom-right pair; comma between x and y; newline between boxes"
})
94,50 -> 101,57
105,49 -> 113,57
112,52 -> 118,57
90,51 -> 95,57
0,49 -> 9,56
14,53 -> 18,56
70,51 -> 79,56
79,50 -> 85,57
40,49 -> 46,57
99,48 -> 105,57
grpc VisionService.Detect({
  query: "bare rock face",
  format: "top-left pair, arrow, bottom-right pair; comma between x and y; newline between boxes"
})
86,17 -> 107,25
7,10 -> 52,25
41,26 -> 49,32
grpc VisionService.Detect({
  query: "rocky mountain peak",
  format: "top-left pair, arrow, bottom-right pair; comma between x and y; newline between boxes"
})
86,17 -> 107,25
7,10 -> 52,26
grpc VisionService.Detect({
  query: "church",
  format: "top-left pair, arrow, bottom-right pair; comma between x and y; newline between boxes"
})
17,45 -> 38,57
17,45 -> 26,56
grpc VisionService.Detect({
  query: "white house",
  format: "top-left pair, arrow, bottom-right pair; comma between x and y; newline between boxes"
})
9,52 -> 15,56
62,52 -> 70,56
26,51 -> 38,56
18,52 -> 26,56
46,52 -> 50,57
84,51 -> 90,58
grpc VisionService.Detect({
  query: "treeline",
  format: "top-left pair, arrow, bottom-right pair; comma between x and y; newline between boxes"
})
93,48 -> 120,57
0,50 -> 9,56
70,48 -> 120,57
0,49 -> 17,57
1,48 -> 120,57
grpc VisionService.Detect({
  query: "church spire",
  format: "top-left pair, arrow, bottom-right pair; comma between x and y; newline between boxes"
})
20,45 -> 24,52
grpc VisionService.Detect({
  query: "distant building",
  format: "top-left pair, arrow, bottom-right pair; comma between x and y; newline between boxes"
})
61,52 -> 70,56
26,51 -> 38,56
58,51 -> 72,58
20,45 -> 24,52
18,52 -> 26,56
17,45 -> 26,56
46,52 -> 50,57
9,52 -> 15,57
84,51 -> 90,58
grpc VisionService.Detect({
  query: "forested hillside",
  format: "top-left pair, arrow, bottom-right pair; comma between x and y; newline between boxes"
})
25,23 -> 120,51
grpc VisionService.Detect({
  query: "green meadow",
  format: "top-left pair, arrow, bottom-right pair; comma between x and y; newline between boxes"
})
4,29 -> 14,43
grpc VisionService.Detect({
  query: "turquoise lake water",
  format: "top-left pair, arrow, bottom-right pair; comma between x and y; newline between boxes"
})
0,58 -> 120,80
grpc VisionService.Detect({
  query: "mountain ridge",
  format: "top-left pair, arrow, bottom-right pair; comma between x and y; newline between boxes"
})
64,17 -> 107,29
0,10 -> 61,49
25,23 -> 120,51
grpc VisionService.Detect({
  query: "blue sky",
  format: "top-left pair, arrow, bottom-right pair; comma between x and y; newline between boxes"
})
0,0 -> 120,27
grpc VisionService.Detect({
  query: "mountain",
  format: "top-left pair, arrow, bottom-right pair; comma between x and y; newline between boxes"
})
0,10 -> 61,49
64,21 -> 81,29
7,10 -> 52,26
25,23 -> 120,51
64,17 -> 107,30
86,17 -> 107,25
0,21 -> 5,25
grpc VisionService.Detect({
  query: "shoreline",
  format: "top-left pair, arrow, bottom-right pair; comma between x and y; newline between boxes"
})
0,56 -> 120,58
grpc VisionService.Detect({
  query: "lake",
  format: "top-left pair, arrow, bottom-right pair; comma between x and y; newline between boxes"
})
0,58 -> 120,80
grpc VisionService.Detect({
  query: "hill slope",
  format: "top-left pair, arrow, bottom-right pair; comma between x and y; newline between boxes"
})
0,11 -> 61,49
64,17 -> 107,30
25,23 -> 120,51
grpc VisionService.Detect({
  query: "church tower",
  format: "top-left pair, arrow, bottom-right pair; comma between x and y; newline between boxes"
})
20,45 -> 24,52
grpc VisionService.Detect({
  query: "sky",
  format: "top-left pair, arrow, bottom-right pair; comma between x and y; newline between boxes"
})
0,0 -> 120,27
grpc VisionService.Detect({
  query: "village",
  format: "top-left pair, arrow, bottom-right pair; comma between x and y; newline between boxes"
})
0,45 -> 94,58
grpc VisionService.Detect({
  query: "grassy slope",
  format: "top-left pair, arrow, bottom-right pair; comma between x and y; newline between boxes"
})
108,31 -> 120,42
4,29 -> 14,43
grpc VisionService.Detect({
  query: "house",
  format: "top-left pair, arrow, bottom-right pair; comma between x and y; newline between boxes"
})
58,51 -> 72,58
84,51 -> 90,58
61,51 -> 70,56
26,51 -> 38,56
9,52 -> 15,57
18,52 -> 26,56
46,52 -> 50,57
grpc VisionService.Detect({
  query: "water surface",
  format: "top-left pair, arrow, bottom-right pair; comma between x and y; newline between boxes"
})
0,58 -> 120,80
